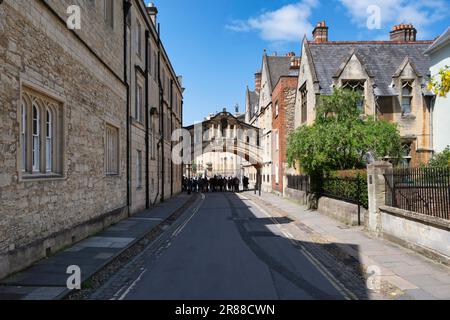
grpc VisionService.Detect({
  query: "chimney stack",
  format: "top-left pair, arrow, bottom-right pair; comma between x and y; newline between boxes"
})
146,3 -> 158,26
290,57 -> 300,69
286,52 -> 296,57
254,71 -> 262,93
312,21 -> 328,43
390,24 -> 417,41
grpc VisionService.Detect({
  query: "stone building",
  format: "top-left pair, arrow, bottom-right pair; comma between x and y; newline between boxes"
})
186,110 -> 249,179
0,0 -> 183,279
244,52 -> 298,191
424,27 -> 450,153
294,22 -> 435,166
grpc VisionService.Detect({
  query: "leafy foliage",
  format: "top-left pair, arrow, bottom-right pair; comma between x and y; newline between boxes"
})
321,175 -> 368,209
427,65 -> 450,97
287,88 -> 402,175
428,146 -> 450,168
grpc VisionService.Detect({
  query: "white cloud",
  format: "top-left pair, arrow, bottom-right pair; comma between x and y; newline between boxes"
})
339,0 -> 449,34
226,0 -> 319,42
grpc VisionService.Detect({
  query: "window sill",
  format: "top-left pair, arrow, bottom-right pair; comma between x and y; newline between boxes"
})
401,113 -> 416,120
106,173 -> 120,177
20,173 -> 65,182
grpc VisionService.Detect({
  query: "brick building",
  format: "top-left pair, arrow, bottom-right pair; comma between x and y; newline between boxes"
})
244,51 -> 299,191
0,0 -> 183,279
271,57 -> 299,194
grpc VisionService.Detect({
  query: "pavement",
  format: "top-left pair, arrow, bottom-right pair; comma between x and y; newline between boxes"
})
2,190 -> 449,300
90,192 -> 377,300
0,193 -> 195,300
241,191 -> 450,300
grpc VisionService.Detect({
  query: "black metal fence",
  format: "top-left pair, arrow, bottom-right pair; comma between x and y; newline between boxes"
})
286,173 -> 367,225
287,175 -> 310,193
384,167 -> 450,220
320,175 -> 368,209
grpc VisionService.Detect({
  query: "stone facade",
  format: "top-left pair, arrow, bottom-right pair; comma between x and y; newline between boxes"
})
185,111 -> 258,180
294,22 -> 435,166
0,0 -> 183,279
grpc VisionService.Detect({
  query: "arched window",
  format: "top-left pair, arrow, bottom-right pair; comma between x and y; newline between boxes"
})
32,103 -> 40,172
46,108 -> 53,172
21,87 -> 62,178
401,81 -> 413,114
21,102 -> 27,172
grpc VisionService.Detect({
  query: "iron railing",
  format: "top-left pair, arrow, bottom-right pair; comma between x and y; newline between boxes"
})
319,174 -> 367,226
384,167 -> 450,220
287,173 -> 367,225
319,174 -> 368,209
287,175 -> 310,193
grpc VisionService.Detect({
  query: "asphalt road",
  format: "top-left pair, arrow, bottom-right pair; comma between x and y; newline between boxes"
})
95,192 -> 369,300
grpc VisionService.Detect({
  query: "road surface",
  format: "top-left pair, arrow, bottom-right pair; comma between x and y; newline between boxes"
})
92,192 -> 370,300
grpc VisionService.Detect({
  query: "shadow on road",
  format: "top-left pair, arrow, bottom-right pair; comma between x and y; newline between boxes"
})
223,192 -> 370,300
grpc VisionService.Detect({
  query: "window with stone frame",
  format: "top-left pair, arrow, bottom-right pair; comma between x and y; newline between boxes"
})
105,124 -> 119,175
135,77 -> 144,123
399,142 -> 413,167
136,19 -> 142,57
275,101 -> 279,117
401,80 -> 413,114
342,80 -> 365,111
21,87 -> 63,178
136,150 -> 142,188
300,84 -> 307,124
104,0 -> 114,29
275,164 -> 279,185
148,45 -> 152,77
153,52 -> 158,80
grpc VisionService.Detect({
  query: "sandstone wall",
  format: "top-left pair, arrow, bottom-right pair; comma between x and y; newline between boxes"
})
0,0 -> 127,277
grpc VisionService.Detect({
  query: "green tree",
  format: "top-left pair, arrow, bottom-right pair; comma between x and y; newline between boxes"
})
287,88 -> 402,175
428,146 -> 450,168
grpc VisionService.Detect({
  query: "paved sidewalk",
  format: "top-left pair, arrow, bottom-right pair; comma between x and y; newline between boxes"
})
242,191 -> 450,300
0,193 -> 195,300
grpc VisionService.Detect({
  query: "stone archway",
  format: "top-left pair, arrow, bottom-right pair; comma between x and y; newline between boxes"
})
184,111 -> 264,192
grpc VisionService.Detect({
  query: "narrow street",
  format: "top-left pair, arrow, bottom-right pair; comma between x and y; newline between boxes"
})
91,192 -> 371,300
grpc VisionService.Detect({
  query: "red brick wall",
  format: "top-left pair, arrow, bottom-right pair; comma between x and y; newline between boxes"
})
271,76 -> 298,193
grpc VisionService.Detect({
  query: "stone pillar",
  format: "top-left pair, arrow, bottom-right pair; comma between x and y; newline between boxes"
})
367,161 -> 393,235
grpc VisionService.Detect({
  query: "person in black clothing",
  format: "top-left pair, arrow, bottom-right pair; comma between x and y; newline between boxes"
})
233,177 -> 240,193
243,176 -> 249,191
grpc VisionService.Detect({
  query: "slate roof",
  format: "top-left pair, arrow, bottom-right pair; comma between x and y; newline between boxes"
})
424,27 -> 450,54
246,88 -> 259,119
307,42 -> 433,96
266,56 -> 299,91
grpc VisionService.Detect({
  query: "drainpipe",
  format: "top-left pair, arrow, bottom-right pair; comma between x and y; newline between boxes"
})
170,79 -> 174,197
430,96 -> 435,153
123,0 -> 132,212
145,30 -> 150,209
157,23 -> 165,203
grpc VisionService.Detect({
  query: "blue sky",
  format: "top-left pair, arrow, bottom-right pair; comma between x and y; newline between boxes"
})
148,0 -> 450,126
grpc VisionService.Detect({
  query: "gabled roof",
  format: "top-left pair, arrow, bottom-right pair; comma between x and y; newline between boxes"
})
246,87 -> 259,119
264,55 -> 299,92
392,56 -> 422,78
424,27 -> 450,55
307,41 -> 432,96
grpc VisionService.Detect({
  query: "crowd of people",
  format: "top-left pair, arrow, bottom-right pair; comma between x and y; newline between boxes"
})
183,175 -> 250,194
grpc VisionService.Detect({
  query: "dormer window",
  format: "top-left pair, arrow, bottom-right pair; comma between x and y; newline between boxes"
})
342,80 -> 365,111
401,81 -> 413,114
